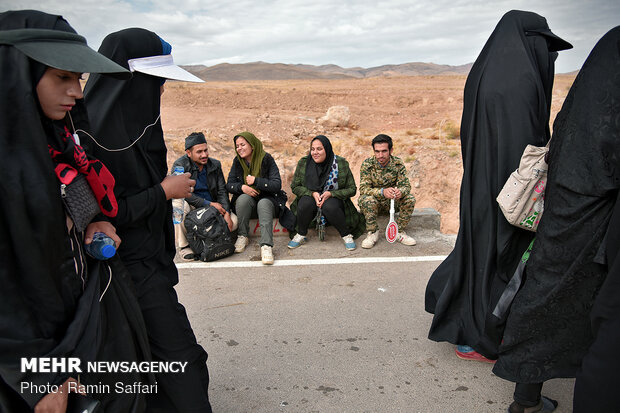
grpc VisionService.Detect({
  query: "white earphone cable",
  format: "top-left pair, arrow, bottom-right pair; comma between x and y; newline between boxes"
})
67,111 -> 161,152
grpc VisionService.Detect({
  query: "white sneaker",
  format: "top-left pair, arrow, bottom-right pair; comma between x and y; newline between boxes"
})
342,234 -> 356,251
261,245 -> 274,265
361,231 -> 379,249
287,233 -> 307,249
234,235 -> 249,253
397,231 -> 417,246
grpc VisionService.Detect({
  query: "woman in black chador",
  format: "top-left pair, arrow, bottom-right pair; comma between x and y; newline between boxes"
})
0,10 -> 151,413
424,10 -> 572,360
494,26 -> 620,413
574,190 -> 620,412
84,28 -> 212,412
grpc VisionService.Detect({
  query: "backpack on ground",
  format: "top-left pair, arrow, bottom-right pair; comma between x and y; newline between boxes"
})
184,206 -> 235,262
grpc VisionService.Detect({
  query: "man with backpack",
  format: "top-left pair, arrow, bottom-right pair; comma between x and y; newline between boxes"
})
172,132 -> 237,258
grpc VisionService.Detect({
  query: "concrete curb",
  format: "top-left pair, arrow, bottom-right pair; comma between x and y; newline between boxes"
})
248,207 -> 441,237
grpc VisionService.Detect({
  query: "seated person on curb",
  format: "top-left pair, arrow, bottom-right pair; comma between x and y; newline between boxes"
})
226,131 -> 295,265
359,134 -> 417,248
172,132 -> 237,258
288,135 -> 365,250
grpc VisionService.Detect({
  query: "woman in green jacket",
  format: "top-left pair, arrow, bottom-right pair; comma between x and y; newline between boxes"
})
289,135 -> 365,250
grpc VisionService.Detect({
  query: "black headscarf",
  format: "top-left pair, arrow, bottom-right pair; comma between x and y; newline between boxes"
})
494,25 -> 620,384
305,135 -> 335,192
0,11 -> 149,411
84,28 -> 175,264
0,15 -> 88,405
425,10 -> 571,358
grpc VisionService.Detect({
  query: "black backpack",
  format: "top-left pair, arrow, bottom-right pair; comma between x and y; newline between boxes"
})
184,206 -> 235,262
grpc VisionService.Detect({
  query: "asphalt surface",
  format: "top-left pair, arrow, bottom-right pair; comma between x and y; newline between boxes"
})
174,220 -> 575,413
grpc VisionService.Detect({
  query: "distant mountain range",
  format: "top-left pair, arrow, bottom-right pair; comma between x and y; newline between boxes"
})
182,61 -> 474,81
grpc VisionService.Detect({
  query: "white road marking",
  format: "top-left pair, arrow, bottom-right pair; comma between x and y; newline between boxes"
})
177,255 -> 447,269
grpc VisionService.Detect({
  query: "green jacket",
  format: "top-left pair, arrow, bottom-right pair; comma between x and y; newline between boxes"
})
290,155 -> 366,239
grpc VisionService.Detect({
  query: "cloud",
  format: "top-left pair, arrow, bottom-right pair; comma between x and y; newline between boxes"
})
2,0 -> 619,72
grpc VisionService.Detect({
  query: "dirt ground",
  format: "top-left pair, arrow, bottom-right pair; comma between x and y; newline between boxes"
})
161,75 -> 575,234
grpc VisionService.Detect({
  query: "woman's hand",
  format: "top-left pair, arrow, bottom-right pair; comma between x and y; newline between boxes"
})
312,192 -> 322,206
85,221 -> 121,248
317,191 -> 331,208
160,173 -> 196,200
245,175 -> 256,186
242,184 -> 259,197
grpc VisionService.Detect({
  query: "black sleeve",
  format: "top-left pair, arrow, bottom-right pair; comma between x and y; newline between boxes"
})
215,165 -> 230,211
114,184 -> 167,227
170,157 -> 184,175
185,194 -> 209,209
254,154 -> 282,194
226,158 -> 244,195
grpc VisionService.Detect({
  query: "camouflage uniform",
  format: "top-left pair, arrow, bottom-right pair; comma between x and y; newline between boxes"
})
358,155 -> 416,232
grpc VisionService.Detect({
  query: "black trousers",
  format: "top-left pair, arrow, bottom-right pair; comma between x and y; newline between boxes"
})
513,382 -> 543,407
127,258 -> 212,413
296,195 -> 349,237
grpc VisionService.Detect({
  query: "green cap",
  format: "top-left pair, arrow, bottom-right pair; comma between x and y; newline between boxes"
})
0,28 -> 131,79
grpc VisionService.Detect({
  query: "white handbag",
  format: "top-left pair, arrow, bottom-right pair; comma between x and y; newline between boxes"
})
496,141 -> 549,232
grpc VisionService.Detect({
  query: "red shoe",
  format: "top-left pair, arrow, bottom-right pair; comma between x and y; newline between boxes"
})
455,345 -> 496,363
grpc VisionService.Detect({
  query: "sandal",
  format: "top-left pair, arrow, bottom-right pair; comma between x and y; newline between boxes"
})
179,247 -> 197,260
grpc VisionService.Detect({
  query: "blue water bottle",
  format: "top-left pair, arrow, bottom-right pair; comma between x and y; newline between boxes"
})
85,232 -> 117,260
172,166 -> 185,224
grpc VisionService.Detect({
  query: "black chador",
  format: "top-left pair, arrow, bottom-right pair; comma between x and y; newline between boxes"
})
424,10 -> 571,358
84,28 -> 212,412
494,25 -> 620,385
0,10 -> 150,412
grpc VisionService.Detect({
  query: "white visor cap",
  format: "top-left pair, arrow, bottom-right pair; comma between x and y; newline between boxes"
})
127,54 -> 203,82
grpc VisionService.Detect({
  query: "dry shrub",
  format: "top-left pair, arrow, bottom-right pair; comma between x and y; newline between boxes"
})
331,140 -> 343,155
165,134 -> 186,154
443,121 -> 460,140
354,135 -> 367,146
432,120 -> 460,140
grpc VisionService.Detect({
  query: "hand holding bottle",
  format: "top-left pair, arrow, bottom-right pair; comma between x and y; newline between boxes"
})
85,232 -> 117,260
161,168 -> 195,200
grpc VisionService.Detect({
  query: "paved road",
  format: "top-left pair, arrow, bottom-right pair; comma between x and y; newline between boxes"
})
175,228 -> 574,412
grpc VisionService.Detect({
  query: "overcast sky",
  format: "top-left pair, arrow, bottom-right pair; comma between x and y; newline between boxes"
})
3,0 -> 619,73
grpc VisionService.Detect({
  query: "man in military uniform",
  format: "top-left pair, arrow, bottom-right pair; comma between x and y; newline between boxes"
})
358,134 -> 417,248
